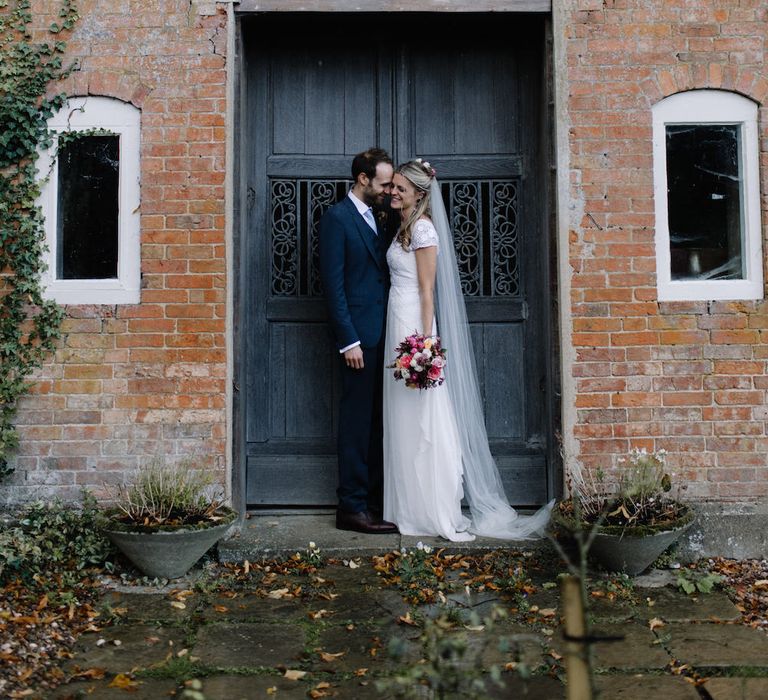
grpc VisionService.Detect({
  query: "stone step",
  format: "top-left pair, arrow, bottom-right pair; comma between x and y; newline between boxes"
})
217,513 -> 554,562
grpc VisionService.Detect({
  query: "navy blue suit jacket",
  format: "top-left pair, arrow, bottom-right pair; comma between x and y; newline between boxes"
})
319,196 -> 389,350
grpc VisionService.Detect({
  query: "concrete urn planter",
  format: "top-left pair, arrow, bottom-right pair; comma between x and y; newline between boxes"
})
588,515 -> 694,576
105,510 -> 236,579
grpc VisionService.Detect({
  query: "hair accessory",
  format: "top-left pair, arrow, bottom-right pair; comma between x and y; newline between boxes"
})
415,157 -> 437,178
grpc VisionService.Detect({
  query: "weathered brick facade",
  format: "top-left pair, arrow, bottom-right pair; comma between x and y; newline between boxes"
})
6,0 -> 229,501
4,0 -> 767,512
560,0 -> 768,501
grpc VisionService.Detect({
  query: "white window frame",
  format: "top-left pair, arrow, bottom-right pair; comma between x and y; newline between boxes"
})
38,96 -> 141,305
652,90 -> 763,301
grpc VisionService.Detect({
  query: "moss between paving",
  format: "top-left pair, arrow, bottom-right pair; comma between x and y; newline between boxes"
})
47,555 -> 765,699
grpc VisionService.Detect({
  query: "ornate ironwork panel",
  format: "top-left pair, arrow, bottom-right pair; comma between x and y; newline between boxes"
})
271,178 -> 520,298
440,179 -> 520,297
271,179 -> 350,296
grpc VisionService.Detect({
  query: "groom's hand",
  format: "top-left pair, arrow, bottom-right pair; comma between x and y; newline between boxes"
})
344,346 -> 364,370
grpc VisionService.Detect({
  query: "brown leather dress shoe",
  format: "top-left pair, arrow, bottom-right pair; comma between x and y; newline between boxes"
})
336,509 -> 398,534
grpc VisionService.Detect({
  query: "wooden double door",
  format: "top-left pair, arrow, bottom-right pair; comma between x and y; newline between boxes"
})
239,13 -> 554,508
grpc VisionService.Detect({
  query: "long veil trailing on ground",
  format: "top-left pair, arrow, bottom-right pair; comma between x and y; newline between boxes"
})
430,178 -> 554,539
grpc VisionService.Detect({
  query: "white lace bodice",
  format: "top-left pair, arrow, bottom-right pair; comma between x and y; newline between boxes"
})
387,219 -> 439,290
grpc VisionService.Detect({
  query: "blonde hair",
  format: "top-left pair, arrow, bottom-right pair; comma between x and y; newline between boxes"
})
395,160 -> 435,250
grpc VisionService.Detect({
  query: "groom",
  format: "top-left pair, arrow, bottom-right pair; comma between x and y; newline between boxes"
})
318,148 -> 398,534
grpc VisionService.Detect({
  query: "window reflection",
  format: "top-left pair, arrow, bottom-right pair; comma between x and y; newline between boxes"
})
56,134 -> 120,280
665,124 -> 744,281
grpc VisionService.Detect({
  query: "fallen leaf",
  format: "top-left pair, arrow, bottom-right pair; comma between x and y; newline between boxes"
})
397,612 -> 417,626
308,609 -> 333,620
268,588 -> 290,599
169,601 -> 186,610
354,668 -> 368,676
284,669 -> 307,681
649,618 -> 665,631
108,673 -> 139,690
213,605 -> 229,613
71,667 -> 106,680
539,608 -> 557,618
753,579 -> 768,590
266,688 -> 277,696
144,636 -> 161,645
244,559 -> 251,575
464,624 -> 485,631
319,651 -> 346,662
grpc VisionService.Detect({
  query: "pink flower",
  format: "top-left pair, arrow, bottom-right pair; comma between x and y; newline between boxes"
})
428,365 -> 442,381
400,354 -> 412,368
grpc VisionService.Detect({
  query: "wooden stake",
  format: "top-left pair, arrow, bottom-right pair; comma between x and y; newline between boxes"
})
561,574 -> 592,700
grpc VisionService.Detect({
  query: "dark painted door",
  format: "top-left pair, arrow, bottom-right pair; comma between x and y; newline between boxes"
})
241,14 -> 551,507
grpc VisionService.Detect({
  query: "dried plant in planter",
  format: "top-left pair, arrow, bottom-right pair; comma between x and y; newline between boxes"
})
106,459 -> 235,532
102,459 -> 237,579
557,449 -> 693,536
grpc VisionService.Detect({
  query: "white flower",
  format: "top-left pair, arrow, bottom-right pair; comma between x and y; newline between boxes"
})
309,541 -> 316,549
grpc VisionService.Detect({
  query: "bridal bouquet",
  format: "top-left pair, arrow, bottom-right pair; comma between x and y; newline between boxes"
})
388,333 -> 447,390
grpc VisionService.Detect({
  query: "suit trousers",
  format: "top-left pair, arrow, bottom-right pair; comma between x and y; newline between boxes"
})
337,342 -> 384,514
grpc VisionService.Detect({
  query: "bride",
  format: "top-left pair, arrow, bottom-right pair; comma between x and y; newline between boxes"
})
383,159 -> 553,541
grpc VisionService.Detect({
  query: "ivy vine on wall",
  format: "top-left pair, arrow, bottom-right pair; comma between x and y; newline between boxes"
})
0,0 -> 79,480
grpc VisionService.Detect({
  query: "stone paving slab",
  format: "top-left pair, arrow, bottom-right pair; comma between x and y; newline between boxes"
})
50,677 -> 179,699
550,622 -> 670,671
663,622 -> 768,668
191,622 -> 306,669
100,590 -> 199,624
64,624 -> 186,674
593,674 -> 701,699
198,593 -> 307,623
702,677 -> 768,700
638,588 -> 741,623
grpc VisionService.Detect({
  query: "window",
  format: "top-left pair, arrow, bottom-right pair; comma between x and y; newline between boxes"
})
38,96 -> 140,304
652,90 -> 763,301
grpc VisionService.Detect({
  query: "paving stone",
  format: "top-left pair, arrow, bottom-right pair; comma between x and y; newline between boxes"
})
551,622 -> 670,670
470,624 -> 552,670
318,585 -> 410,623
483,674 -> 565,699
49,677 -> 179,699
198,593 -> 306,623
100,590 -> 198,623
64,624 -> 186,674
191,622 -> 306,669
664,623 -> 768,668
637,588 -> 741,623
702,677 -> 768,700
196,674 -> 309,699
594,674 -> 700,698
316,620 -> 422,672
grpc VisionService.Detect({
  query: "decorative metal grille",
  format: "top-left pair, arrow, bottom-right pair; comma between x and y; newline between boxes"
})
270,178 -> 520,298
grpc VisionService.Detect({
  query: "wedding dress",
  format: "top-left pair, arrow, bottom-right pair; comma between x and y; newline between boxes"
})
383,183 -> 553,541
383,220 -> 475,541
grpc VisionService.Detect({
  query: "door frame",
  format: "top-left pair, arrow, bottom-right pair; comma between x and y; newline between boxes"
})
230,9 -> 561,518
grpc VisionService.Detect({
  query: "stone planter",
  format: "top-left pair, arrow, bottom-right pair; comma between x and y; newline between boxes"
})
552,503 -> 695,576
588,517 -> 694,575
104,510 -> 236,579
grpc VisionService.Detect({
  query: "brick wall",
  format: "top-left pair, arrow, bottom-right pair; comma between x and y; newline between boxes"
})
5,0 -> 229,502
562,0 -> 768,500
5,0 -> 768,506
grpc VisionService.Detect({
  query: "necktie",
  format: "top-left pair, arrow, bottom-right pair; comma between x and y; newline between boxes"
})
363,208 -> 378,235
